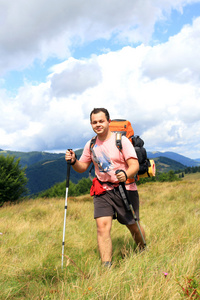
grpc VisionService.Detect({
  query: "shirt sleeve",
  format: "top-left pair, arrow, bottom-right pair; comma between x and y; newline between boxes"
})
79,140 -> 92,163
121,136 -> 138,161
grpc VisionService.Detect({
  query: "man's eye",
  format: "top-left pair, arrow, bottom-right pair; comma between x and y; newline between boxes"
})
92,120 -> 104,125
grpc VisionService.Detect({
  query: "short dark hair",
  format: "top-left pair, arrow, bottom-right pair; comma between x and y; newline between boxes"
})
90,108 -> 110,122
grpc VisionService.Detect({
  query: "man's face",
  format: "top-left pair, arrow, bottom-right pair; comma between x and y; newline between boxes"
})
90,112 -> 110,136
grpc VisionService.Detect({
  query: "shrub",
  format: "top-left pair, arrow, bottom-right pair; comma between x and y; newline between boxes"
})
157,170 -> 180,182
39,178 -> 92,198
0,155 -> 28,206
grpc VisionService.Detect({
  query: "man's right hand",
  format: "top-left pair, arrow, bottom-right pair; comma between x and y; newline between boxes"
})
65,149 -> 91,173
65,149 -> 75,163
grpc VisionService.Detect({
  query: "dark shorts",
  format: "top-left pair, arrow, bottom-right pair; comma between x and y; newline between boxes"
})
93,188 -> 139,225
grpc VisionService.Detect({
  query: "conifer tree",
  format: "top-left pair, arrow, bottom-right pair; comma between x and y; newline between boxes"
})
0,155 -> 28,206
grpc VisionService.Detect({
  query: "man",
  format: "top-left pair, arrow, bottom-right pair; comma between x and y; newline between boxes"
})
65,108 -> 145,266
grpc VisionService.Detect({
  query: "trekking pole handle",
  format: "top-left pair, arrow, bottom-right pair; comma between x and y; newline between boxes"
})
66,149 -> 72,162
115,169 -> 128,182
115,169 -> 122,175
66,149 -> 72,188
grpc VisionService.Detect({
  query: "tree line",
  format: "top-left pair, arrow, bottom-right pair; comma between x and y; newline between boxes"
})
1,154 -> 200,205
38,178 -> 92,198
37,170 -> 182,198
183,166 -> 200,174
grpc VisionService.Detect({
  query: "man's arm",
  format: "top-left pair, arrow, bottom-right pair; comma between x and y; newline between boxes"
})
126,158 -> 139,178
65,150 -> 91,173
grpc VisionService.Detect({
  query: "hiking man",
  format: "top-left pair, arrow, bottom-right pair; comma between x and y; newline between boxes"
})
65,108 -> 145,266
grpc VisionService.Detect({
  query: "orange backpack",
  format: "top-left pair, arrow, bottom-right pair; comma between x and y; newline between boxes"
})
109,119 -> 134,141
109,119 -> 155,179
89,119 -> 155,182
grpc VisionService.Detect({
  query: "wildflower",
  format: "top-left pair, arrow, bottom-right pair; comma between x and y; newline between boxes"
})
163,272 -> 168,278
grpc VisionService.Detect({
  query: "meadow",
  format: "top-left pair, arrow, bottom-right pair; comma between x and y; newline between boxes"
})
0,174 -> 200,299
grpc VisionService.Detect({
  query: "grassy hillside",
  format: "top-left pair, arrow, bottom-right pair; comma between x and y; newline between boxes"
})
153,156 -> 186,173
25,156 -> 92,195
0,175 -> 199,299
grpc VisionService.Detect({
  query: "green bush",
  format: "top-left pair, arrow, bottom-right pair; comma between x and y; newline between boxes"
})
39,178 -> 92,198
0,155 -> 28,206
70,177 -> 92,196
137,170 -> 180,185
157,170 -> 180,182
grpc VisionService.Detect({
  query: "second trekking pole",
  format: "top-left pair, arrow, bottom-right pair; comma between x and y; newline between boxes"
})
116,170 -> 146,248
61,156 -> 71,269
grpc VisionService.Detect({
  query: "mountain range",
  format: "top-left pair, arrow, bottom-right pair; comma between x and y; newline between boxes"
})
147,151 -> 200,167
0,149 -> 199,196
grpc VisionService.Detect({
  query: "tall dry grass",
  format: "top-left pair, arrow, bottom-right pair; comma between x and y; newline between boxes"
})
0,174 -> 199,299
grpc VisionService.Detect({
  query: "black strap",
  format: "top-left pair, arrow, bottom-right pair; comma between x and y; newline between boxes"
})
70,154 -> 77,165
89,136 -> 98,180
118,183 -> 131,211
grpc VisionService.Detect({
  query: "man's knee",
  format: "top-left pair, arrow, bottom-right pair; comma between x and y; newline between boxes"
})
126,223 -> 142,235
96,217 -> 112,236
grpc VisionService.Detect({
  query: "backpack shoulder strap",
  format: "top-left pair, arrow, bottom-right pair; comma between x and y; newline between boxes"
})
90,135 -> 98,164
89,136 -> 97,181
115,132 -> 122,151
115,132 -> 136,184
89,135 -> 104,173
90,136 -> 97,151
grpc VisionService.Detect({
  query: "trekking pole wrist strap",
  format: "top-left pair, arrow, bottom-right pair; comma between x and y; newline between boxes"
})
118,169 -> 128,181
70,154 -> 77,165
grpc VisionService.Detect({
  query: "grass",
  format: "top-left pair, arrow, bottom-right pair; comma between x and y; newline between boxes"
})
0,174 -> 200,299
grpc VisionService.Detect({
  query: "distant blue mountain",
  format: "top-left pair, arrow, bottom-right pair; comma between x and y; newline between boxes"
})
147,151 -> 200,167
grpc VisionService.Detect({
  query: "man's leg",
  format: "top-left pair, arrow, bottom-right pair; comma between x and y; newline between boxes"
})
126,223 -> 146,249
96,216 -> 113,263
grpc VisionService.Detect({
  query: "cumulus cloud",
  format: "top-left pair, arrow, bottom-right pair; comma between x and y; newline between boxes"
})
1,16 -> 200,158
142,17 -> 200,83
0,0 -> 198,74
50,58 -> 102,97
1,1 -> 200,159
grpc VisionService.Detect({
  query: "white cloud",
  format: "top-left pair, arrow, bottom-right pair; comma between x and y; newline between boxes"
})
142,17 -> 200,83
50,57 -> 102,97
1,0 -> 199,74
1,2 -> 200,159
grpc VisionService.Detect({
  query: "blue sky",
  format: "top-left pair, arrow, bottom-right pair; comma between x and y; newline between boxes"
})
0,0 -> 200,159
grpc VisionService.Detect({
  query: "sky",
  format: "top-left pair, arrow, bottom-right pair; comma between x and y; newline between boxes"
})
0,0 -> 200,159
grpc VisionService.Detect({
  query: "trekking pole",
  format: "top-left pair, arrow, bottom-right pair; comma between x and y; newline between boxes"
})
61,154 -> 71,269
116,170 -> 146,248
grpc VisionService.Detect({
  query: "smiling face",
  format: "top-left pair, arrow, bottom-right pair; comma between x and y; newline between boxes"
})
90,111 -> 111,140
